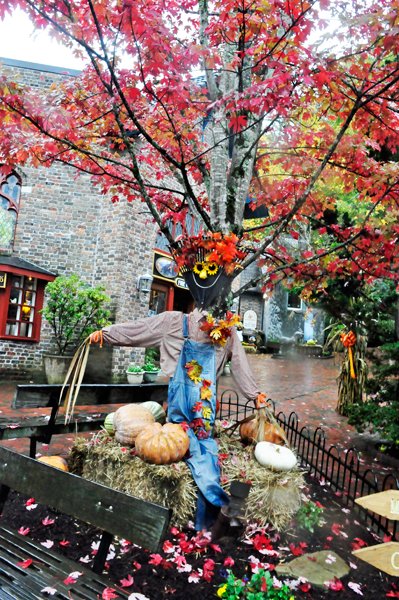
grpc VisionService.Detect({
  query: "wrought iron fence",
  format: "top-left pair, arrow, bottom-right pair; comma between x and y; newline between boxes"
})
220,389 -> 399,541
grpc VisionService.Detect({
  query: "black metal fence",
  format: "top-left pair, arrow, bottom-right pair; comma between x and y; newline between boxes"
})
220,389 -> 399,541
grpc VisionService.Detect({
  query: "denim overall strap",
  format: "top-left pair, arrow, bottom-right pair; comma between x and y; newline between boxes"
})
183,314 -> 189,339
167,315 -> 229,530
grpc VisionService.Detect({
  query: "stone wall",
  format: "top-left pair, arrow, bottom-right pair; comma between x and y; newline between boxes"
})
264,285 -> 324,344
0,62 -> 156,380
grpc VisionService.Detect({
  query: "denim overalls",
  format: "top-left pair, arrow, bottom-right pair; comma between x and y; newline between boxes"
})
167,315 -> 229,529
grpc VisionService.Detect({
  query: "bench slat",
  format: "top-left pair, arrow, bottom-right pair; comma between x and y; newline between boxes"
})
0,414 -> 108,441
0,446 -> 171,553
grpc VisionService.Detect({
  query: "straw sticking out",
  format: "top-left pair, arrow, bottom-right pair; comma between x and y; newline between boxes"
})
59,336 -> 92,424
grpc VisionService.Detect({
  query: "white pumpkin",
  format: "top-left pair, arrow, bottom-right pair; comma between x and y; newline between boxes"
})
254,441 -> 297,471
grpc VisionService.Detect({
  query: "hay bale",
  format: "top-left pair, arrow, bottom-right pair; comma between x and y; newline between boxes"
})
69,425 -> 304,531
69,433 -> 197,529
217,427 -> 304,530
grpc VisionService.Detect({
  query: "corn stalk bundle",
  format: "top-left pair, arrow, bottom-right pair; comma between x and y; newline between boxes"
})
59,336 -> 92,423
337,335 -> 368,416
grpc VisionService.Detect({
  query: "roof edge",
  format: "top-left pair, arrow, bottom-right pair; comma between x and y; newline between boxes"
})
0,57 -> 81,77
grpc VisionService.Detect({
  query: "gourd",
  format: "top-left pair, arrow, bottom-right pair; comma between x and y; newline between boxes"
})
104,412 -> 115,435
254,441 -> 297,471
135,423 -> 190,465
38,456 -> 69,472
113,404 -> 155,446
140,401 -> 166,424
240,407 -> 285,445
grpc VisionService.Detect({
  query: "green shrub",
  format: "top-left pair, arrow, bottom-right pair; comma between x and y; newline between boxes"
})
296,500 -> 324,533
41,274 -> 111,355
145,347 -> 160,363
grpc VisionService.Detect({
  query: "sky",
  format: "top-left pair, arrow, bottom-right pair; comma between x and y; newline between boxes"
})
0,8 -> 85,70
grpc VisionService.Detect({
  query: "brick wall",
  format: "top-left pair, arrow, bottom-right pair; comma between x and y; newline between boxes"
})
0,63 -> 156,380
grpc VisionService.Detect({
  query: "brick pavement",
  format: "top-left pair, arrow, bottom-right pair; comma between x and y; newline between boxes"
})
0,354 -> 398,478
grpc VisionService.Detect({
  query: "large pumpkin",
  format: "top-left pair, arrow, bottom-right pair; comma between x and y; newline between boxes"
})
135,423 -> 190,465
140,401 -> 166,424
240,407 -> 286,445
38,456 -> 69,472
113,404 -> 155,446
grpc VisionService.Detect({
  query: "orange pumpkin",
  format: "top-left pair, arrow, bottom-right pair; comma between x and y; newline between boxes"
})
38,456 -> 69,471
240,407 -> 285,445
113,404 -> 155,446
135,423 -> 190,465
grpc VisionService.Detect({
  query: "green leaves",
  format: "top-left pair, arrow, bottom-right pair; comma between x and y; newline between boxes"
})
217,569 -> 294,600
41,274 -> 111,355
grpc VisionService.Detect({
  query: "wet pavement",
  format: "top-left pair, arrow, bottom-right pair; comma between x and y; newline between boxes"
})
0,353 -> 398,478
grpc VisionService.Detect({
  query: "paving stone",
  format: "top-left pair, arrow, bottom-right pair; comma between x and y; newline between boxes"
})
276,550 -> 350,589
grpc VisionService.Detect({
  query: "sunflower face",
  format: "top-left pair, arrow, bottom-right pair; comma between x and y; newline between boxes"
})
192,260 -> 220,280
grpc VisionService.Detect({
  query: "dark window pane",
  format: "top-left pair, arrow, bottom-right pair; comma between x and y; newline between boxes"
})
11,275 -> 22,287
7,304 -> 18,319
149,289 -> 166,314
9,289 -> 22,304
287,293 -> 301,309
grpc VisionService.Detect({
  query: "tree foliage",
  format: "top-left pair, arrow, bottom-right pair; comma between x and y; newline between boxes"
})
0,0 -> 398,295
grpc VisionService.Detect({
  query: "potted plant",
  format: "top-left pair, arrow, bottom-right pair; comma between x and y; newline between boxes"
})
223,361 -> 231,376
126,364 -> 144,384
41,274 -> 111,384
143,362 -> 160,383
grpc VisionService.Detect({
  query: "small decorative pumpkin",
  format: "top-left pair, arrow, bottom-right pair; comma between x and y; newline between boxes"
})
254,441 -> 297,471
113,404 -> 155,446
104,412 -> 115,435
38,456 -> 69,472
140,401 -> 166,424
135,423 -> 190,465
240,407 -> 285,445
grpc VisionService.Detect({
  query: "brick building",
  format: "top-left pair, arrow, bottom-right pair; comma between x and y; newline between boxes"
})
0,58 -> 170,381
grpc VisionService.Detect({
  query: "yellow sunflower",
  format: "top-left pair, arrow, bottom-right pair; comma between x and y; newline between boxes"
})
205,261 -> 218,275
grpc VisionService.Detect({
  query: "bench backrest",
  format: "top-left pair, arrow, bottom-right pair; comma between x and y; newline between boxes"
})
13,384 -> 168,409
0,445 -> 171,552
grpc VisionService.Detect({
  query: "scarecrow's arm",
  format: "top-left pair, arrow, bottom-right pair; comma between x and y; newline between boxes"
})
228,331 -> 262,401
102,311 -> 174,347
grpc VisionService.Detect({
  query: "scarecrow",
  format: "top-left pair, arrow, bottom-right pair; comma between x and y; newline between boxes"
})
90,233 -> 268,529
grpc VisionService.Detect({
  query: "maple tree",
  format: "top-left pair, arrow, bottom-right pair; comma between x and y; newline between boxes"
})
0,0 -> 397,298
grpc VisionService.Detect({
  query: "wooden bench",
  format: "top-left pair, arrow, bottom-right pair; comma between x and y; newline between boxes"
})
0,444 -> 171,598
0,383 -> 168,458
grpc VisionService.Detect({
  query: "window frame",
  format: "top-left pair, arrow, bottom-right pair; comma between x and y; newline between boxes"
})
0,171 -> 22,253
0,265 -> 54,342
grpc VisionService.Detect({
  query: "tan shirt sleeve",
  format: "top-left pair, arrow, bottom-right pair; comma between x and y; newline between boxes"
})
228,330 -> 261,401
102,311 -> 172,348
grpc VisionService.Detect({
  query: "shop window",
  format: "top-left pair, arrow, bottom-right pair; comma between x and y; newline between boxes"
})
0,172 -> 21,251
0,272 -> 47,342
287,292 -> 304,311
149,287 -> 167,315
